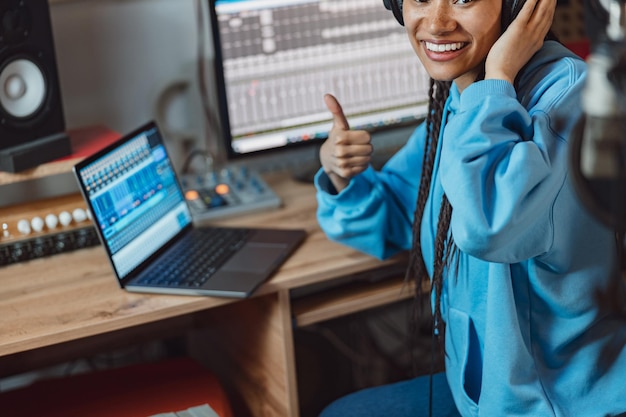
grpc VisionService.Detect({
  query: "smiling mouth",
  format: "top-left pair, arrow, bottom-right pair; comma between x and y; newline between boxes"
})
424,41 -> 467,52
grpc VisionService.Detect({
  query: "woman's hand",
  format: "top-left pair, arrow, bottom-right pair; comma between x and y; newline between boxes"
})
485,0 -> 557,84
320,94 -> 373,192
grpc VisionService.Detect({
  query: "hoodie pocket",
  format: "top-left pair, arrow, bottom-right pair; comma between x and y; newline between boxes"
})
446,307 -> 482,416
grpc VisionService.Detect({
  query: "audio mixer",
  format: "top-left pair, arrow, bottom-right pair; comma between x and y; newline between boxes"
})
180,165 -> 282,222
0,194 -> 100,266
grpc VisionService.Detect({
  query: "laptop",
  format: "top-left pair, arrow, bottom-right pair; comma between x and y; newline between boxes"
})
72,121 -> 306,298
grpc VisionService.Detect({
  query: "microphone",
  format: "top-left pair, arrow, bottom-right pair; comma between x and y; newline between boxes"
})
570,0 -> 626,232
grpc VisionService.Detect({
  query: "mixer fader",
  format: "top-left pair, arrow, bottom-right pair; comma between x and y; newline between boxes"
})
181,165 -> 282,222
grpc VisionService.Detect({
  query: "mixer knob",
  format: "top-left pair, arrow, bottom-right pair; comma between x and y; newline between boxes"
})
11,243 -> 26,261
17,219 -> 31,235
72,208 -> 87,223
74,229 -> 90,248
54,233 -> 69,252
31,238 -> 50,257
59,211 -> 72,227
45,214 -> 59,229
31,216 -> 44,233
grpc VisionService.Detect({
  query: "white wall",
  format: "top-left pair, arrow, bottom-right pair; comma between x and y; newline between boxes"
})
49,0 -> 213,166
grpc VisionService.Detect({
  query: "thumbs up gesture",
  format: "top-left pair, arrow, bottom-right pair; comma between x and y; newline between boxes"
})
320,94 -> 373,192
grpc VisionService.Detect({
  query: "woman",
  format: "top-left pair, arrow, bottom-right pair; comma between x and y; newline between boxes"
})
314,0 -> 626,415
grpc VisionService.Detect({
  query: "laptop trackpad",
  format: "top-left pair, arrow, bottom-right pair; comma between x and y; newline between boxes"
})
221,244 -> 286,273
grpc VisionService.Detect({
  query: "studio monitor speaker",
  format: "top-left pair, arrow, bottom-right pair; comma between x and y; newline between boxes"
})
0,0 -> 71,172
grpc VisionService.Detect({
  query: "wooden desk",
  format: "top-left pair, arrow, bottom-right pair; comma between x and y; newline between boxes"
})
0,172 -> 412,417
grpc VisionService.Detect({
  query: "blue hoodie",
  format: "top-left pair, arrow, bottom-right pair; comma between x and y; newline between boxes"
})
315,41 -> 626,417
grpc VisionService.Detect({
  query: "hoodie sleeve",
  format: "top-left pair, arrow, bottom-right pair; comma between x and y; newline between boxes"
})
314,124 -> 428,260
440,54 -> 586,263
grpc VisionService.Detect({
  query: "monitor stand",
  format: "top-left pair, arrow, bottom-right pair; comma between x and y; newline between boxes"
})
291,159 -> 322,184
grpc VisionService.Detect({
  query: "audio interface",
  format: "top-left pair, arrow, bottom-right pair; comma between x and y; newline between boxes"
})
181,165 -> 282,222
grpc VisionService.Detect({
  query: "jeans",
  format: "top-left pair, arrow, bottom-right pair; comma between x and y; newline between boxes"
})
318,372 -> 461,417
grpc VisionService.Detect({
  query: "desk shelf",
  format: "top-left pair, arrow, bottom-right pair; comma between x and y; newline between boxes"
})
292,276 -> 415,328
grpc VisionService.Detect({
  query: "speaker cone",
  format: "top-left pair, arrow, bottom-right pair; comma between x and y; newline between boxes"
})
0,58 -> 46,118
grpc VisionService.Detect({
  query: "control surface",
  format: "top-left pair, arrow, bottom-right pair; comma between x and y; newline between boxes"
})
181,166 -> 282,222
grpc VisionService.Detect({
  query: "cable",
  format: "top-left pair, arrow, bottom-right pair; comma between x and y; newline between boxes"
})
180,148 -> 215,175
193,0 -> 223,154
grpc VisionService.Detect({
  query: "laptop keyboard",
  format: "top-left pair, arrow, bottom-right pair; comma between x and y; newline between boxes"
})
136,227 -> 252,288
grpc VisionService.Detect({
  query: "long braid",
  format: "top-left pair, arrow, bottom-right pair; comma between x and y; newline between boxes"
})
407,78 -> 453,371
404,81 -> 458,417
405,79 -> 451,297
406,81 -> 451,295
431,195 -> 454,339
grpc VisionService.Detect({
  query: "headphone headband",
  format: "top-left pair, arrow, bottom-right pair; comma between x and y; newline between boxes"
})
382,0 -> 404,26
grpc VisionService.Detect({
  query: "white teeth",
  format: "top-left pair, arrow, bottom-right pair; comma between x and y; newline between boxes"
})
425,42 -> 464,52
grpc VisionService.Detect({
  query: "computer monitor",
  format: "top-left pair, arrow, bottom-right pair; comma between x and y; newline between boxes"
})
208,0 -> 430,166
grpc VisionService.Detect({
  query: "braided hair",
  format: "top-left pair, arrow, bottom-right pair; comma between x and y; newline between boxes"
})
405,78 -> 452,346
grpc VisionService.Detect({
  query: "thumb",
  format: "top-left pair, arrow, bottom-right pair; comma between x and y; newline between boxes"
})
324,94 -> 350,131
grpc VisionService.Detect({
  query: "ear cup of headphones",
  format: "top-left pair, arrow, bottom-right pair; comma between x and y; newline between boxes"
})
502,0 -> 524,30
382,0 -> 404,26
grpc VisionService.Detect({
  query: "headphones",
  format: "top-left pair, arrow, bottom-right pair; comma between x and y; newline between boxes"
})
382,0 -> 524,29
382,0 -> 404,26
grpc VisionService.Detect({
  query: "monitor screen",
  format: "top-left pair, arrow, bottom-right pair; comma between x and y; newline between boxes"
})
209,0 -> 430,160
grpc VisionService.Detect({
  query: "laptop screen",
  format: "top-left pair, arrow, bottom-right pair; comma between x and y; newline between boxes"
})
75,122 -> 192,280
